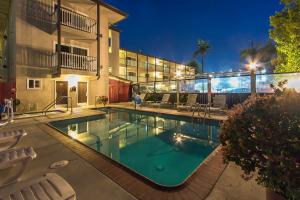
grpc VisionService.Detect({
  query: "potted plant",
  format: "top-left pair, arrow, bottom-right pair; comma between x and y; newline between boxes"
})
219,81 -> 300,200
96,96 -> 109,106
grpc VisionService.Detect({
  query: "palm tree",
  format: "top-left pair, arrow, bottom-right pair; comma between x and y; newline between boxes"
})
193,39 -> 211,73
240,41 -> 276,71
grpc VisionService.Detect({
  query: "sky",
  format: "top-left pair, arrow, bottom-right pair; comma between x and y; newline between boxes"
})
105,0 -> 282,72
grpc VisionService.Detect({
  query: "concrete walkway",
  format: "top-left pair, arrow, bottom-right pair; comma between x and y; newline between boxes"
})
206,164 -> 266,200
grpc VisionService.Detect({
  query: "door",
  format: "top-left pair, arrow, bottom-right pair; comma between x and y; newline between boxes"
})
56,81 -> 68,104
109,79 -> 118,103
78,82 -> 87,104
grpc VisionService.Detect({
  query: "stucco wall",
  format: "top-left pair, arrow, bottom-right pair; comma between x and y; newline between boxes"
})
109,29 -> 120,77
14,0 -> 110,111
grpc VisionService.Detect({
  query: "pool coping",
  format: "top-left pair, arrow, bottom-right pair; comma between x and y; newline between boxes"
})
47,109 -> 221,188
41,110 -> 227,199
97,107 -> 223,124
105,104 -> 228,122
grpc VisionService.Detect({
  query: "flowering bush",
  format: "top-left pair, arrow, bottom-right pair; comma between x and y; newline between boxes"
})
219,81 -> 300,199
96,96 -> 108,106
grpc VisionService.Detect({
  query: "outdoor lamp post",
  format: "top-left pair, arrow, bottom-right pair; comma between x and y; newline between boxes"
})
248,61 -> 257,95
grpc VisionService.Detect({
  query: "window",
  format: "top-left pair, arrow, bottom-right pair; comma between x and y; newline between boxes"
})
163,76 -> 169,80
108,38 -> 112,53
27,79 -> 42,90
128,72 -> 136,77
108,29 -> 112,53
55,44 -> 88,56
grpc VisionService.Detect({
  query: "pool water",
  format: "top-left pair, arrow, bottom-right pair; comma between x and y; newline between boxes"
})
50,108 -> 220,187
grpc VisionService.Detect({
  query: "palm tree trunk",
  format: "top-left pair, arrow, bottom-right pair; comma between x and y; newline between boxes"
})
201,55 -> 204,72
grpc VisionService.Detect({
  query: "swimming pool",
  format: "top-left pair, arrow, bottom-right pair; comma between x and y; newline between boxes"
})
49,108 -> 220,187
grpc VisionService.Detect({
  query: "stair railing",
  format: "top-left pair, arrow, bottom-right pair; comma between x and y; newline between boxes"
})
43,96 -> 73,115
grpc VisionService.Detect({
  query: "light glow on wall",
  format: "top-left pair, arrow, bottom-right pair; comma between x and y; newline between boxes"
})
175,70 -> 182,78
65,75 -> 80,88
171,84 -> 176,90
156,83 -> 162,89
155,72 -> 162,78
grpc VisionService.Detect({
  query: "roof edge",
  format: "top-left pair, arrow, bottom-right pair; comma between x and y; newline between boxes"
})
92,0 -> 128,18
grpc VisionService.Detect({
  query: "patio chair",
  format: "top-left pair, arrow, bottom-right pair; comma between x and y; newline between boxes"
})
0,173 -> 76,200
177,94 -> 198,111
150,94 -> 171,108
0,129 -> 27,150
0,147 -> 37,186
207,95 -> 227,116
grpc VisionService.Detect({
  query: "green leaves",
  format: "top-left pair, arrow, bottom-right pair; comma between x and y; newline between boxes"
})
270,0 -> 300,72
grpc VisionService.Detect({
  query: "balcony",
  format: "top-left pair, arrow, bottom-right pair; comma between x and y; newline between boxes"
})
60,7 -> 97,35
60,52 -> 97,72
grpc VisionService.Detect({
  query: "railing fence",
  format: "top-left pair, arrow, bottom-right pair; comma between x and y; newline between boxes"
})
60,7 -> 97,34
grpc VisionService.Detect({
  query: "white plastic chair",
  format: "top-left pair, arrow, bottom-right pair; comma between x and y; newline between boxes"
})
0,147 -> 37,186
207,95 -> 227,116
177,94 -> 198,111
0,130 -> 27,150
150,94 -> 171,108
0,173 -> 76,200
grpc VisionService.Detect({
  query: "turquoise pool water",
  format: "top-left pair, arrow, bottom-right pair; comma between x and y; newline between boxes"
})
49,108 -> 220,187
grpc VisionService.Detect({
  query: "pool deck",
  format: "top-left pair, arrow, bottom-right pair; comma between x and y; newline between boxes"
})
0,106 -> 266,200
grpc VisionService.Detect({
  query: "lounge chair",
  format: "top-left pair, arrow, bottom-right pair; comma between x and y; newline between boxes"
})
141,93 -> 157,106
207,95 -> 227,116
0,129 -> 27,150
0,147 -> 37,186
150,94 -> 171,108
177,94 -> 198,111
0,173 -> 76,200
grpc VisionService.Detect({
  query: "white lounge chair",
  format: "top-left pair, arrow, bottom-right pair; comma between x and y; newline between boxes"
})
150,94 -> 171,108
0,173 -> 76,200
177,94 -> 198,111
0,130 -> 27,150
207,95 -> 227,116
0,147 -> 37,186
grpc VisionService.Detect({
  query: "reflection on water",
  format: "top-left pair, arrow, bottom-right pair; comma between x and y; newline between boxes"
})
51,108 -> 220,186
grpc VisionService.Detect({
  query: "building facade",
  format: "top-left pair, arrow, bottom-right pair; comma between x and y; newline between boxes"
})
118,49 -> 195,83
0,0 -> 195,112
1,0 -> 127,112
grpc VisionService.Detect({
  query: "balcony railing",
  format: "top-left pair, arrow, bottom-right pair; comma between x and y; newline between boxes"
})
60,52 -> 97,72
60,7 -> 97,34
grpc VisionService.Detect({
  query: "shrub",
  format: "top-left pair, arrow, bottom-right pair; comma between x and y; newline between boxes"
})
96,96 -> 108,106
219,81 -> 300,199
